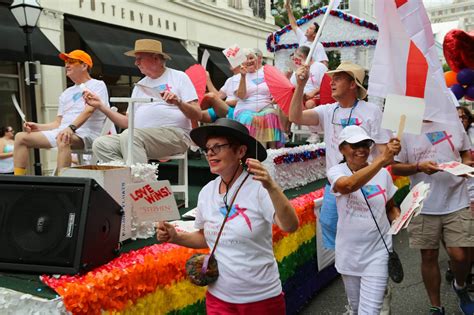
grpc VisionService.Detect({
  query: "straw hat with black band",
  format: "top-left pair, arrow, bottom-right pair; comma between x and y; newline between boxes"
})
190,118 -> 267,162
326,61 -> 367,100
124,39 -> 171,60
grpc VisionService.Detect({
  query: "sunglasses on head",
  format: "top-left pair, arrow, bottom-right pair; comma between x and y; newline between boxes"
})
345,140 -> 373,149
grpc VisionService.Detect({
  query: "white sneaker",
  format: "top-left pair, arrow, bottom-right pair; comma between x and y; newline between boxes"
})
342,304 -> 354,315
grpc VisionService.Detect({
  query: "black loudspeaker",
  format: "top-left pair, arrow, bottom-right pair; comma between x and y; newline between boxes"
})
0,176 -> 122,274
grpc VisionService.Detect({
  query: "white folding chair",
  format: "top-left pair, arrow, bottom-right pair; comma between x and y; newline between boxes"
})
160,152 -> 189,208
290,123 -> 313,142
73,106 -> 118,165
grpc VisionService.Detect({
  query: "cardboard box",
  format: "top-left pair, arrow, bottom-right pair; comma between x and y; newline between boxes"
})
60,165 -> 132,241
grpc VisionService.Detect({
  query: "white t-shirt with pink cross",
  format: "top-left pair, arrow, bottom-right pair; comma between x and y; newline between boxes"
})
234,68 -> 273,117
131,68 -> 198,133
328,163 -> 397,277
395,121 -> 470,215
312,100 -> 391,171
194,170 -> 282,303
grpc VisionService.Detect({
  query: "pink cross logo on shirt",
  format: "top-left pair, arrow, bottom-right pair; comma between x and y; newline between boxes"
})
155,84 -> 172,93
220,204 -> 252,231
426,131 -> 455,152
361,185 -> 387,203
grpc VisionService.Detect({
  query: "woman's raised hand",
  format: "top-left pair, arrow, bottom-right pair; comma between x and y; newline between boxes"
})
246,158 -> 276,190
156,221 -> 178,243
380,138 -> 401,165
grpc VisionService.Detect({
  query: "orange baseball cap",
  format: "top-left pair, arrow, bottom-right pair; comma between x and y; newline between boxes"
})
59,50 -> 93,68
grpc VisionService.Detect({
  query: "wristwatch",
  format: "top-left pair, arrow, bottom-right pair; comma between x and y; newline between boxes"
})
68,124 -> 77,133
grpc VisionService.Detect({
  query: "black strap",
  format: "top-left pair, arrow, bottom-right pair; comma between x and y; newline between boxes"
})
360,189 -> 391,255
209,172 -> 250,257
347,165 -> 391,255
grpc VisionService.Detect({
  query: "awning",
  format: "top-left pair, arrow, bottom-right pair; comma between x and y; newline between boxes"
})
0,5 -> 61,66
66,16 -> 196,76
199,46 -> 232,77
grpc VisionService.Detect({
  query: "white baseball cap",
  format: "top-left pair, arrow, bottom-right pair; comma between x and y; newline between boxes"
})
338,125 -> 374,146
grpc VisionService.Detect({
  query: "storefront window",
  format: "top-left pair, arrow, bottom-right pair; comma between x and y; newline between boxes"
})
0,62 -> 21,134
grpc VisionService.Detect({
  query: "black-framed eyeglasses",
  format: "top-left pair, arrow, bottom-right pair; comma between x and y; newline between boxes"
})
331,100 -> 359,127
201,143 -> 232,156
345,140 -> 373,149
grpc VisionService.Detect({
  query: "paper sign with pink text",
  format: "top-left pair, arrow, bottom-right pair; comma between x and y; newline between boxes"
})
222,44 -> 246,69
438,161 -> 474,177
126,180 -> 180,223
388,181 -> 430,235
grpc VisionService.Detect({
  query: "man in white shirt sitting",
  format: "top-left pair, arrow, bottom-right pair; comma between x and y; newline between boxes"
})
85,39 -> 201,163
285,0 -> 329,67
13,50 -> 109,175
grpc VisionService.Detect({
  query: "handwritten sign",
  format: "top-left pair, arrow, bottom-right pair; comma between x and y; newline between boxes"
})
222,44 -> 247,69
382,94 -> 425,135
388,181 -> 430,235
126,180 -> 180,223
438,161 -> 474,177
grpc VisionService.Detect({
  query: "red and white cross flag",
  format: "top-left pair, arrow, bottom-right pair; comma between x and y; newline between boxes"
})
368,0 -> 458,124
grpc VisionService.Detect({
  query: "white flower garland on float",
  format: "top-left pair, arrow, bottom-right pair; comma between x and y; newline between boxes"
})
263,143 -> 326,191
0,287 -> 67,315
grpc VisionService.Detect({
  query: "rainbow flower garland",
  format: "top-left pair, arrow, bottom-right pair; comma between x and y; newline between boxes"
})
266,7 -> 378,53
264,144 -> 326,190
41,189 -> 325,315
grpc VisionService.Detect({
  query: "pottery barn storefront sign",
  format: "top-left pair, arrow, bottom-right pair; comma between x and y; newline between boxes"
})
78,0 -> 176,30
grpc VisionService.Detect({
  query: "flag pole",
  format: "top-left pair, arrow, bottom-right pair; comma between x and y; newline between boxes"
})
304,0 -> 336,66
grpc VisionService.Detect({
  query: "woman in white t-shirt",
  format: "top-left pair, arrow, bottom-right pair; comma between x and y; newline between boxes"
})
327,126 -> 400,314
157,119 -> 298,314
235,49 -> 286,148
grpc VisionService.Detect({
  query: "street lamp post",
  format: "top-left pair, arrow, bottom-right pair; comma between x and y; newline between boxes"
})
10,0 -> 43,175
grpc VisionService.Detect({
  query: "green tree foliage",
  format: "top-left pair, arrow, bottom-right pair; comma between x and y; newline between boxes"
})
273,0 -> 329,28
442,63 -> 451,72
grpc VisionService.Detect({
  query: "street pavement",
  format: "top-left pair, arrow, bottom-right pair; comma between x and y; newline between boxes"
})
300,230 -> 467,314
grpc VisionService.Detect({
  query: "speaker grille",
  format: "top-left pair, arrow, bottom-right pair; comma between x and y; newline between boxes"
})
0,184 -> 84,267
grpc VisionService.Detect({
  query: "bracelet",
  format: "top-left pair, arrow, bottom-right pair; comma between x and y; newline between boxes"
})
415,162 -> 420,172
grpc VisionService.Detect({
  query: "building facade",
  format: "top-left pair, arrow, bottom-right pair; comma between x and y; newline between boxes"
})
0,0 -> 277,173
426,0 -> 474,32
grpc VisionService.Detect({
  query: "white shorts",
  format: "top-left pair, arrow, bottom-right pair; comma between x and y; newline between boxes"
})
41,128 -> 94,150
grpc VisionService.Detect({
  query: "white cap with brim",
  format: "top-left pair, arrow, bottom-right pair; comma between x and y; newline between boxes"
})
338,125 -> 374,146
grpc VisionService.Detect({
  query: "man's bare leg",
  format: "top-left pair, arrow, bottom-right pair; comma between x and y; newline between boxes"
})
13,131 -> 52,175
